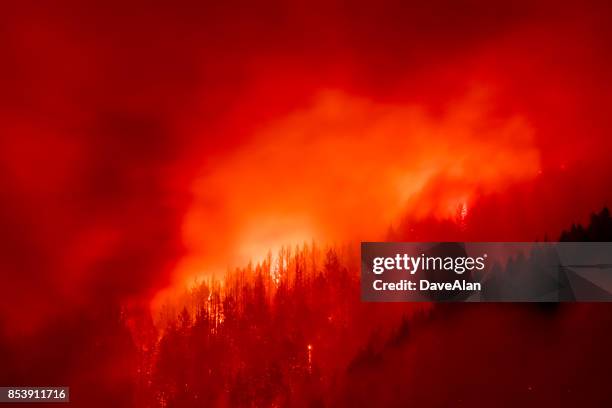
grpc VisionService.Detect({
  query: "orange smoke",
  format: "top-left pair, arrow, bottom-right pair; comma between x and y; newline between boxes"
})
167,87 -> 540,292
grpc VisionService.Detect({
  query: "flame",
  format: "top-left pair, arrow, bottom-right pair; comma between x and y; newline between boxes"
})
161,88 -> 540,302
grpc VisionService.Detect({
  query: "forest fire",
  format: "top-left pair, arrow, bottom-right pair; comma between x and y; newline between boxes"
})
2,1 -> 612,407
167,89 -> 541,298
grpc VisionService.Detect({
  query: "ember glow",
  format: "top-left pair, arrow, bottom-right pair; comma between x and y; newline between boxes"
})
175,90 -> 540,286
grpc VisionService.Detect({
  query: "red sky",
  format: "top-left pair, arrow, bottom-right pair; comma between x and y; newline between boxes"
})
1,0 -> 612,338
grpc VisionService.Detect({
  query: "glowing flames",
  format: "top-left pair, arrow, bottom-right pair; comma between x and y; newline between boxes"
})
162,88 -> 540,302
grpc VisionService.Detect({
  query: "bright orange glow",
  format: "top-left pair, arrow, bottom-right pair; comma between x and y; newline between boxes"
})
168,88 -> 540,294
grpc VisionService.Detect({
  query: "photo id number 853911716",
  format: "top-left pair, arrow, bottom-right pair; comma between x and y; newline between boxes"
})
0,387 -> 69,403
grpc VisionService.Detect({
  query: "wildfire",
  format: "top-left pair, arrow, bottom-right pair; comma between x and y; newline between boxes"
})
155,89 -> 540,310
